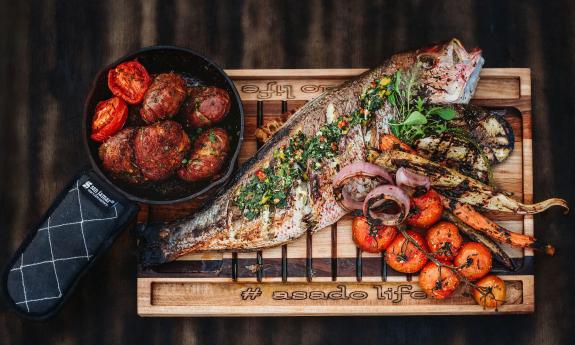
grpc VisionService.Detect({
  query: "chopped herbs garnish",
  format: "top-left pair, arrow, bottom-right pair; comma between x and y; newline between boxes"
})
208,130 -> 217,143
234,76 -> 394,220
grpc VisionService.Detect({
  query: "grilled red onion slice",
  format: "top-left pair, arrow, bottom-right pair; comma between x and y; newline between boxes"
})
333,162 -> 394,211
362,185 -> 410,226
332,162 -> 394,188
340,188 -> 364,211
395,167 -> 430,193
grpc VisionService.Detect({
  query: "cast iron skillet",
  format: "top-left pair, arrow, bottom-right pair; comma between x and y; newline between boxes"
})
2,46 -> 243,320
84,45 -> 244,204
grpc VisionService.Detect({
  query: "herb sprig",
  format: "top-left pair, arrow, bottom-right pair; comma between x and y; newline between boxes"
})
388,70 -> 457,144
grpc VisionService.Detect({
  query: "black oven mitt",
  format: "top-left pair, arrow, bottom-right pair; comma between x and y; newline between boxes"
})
2,170 -> 138,320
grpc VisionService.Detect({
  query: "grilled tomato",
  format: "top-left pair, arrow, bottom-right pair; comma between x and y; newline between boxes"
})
385,230 -> 428,273
90,97 -> 128,142
406,189 -> 443,229
418,261 -> 460,299
108,60 -> 151,104
472,275 -> 506,309
454,242 -> 492,281
352,216 -> 397,253
426,221 -> 463,261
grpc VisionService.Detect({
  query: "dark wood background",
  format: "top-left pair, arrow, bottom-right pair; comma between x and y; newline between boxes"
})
1,0 -> 574,344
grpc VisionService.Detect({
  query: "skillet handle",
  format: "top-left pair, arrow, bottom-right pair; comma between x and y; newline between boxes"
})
2,168 -> 139,320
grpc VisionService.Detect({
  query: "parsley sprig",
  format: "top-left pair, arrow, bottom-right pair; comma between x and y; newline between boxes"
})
388,70 -> 457,144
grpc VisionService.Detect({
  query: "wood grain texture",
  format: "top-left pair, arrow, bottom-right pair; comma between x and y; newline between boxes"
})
138,68 -> 534,316
1,0 -> 574,344
137,276 -> 531,316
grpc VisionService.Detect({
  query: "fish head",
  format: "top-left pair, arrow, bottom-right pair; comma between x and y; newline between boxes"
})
416,38 -> 484,104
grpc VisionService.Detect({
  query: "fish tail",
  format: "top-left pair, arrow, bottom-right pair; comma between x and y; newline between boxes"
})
137,221 -> 172,268
138,197 -> 230,267
137,223 -> 167,267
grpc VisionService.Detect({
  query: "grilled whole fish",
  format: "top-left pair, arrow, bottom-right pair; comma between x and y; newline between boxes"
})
414,133 -> 491,183
139,39 -> 484,266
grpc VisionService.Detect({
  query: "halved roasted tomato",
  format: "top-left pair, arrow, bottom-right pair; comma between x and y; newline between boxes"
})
108,60 -> 151,104
90,97 -> 128,142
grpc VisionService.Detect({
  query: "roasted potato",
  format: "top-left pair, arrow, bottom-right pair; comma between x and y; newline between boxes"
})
134,120 -> 191,181
140,72 -> 187,123
178,128 -> 231,182
183,87 -> 231,128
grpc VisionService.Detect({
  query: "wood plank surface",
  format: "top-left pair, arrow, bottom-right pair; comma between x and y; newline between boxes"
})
138,68 -> 534,316
137,276 -> 532,316
2,1 -> 574,344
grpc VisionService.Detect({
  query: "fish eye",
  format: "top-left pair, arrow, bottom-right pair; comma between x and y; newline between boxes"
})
418,54 -> 437,69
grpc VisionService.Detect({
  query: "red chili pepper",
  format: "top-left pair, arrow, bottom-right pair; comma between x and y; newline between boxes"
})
256,170 -> 267,181
337,120 -> 348,129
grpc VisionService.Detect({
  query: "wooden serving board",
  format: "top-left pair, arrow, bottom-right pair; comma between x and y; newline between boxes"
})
137,68 -> 533,316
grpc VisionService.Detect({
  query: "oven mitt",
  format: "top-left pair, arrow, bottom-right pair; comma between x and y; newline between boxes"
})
3,170 -> 138,320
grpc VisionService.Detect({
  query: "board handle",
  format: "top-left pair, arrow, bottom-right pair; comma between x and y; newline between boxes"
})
2,168 -> 139,320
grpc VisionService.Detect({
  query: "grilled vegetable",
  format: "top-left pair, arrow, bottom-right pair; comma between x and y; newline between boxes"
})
454,242 -> 492,281
406,189 -> 443,229
444,198 -> 555,255
90,97 -> 128,142
385,230 -> 428,273
375,149 -> 569,214
255,119 -> 286,145
473,275 -> 506,309
379,134 -> 416,153
107,60 -> 151,105
442,210 -> 515,271
414,133 -> 491,183
352,216 -> 397,253
451,105 -> 515,164
418,261 -> 460,299
426,221 -> 462,261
